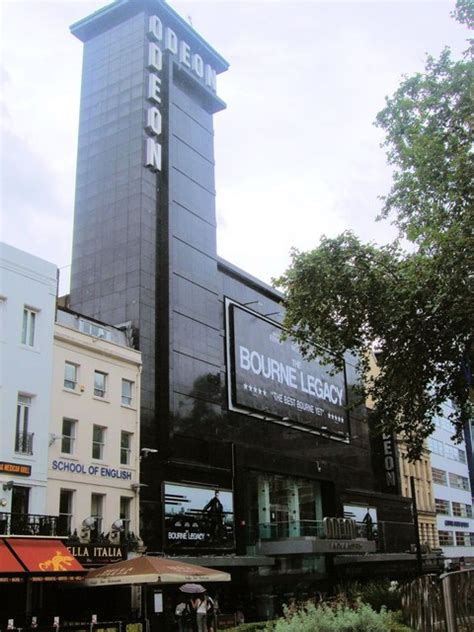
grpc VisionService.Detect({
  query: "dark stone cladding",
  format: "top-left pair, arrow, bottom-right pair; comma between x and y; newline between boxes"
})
69,0 -> 228,550
69,0 -> 410,554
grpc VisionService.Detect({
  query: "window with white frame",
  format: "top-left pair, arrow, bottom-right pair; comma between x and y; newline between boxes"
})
0,297 -> 6,339
79,319 -> 110,340
121,379 -> 133,406
15,394 -> 33,455
120,431 -> 132,465
435,498 -> 450,515
21,307 -> 37,347
64,362 -> 78,390
92,425 -> 105,460
452,502 -> 471,518
432,468 -> 447,486
448,472 -> 470,491
94,371 -> 107,398
61,419 -> 76,454
59,489 -> 74,533
444,444 -> 467,463
428,437 -> 444,456
120,496 -> 132,534
438,530 -> 454,546
91,493 -> 104,534
455,532 -> 471,547
435,416 -> 452,432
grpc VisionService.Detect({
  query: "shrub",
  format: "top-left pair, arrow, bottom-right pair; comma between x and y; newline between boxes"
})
336,579 -> 402,612
227,609 -> 414,632
266,600 -> 397,632
226,623 -> 274,632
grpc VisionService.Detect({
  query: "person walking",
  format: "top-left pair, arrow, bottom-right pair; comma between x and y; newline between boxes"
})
192,593 -> 209,632
175,601 -> 193,632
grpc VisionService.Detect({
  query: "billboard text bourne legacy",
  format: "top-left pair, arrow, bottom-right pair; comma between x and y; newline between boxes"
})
227,302 -> 349,437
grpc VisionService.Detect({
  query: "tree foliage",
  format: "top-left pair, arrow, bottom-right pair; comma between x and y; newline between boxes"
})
275,4 -> 473,460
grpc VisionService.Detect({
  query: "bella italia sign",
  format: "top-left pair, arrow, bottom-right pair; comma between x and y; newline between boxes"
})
67,544 -> 126,567
51,460 -> 132,480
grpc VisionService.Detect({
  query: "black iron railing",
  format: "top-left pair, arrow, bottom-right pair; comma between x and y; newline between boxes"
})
0,512 -> 69,537
15,431 -> 34,455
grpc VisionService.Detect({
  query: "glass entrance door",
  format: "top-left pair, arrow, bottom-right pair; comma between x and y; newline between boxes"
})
269,478 -> 290,538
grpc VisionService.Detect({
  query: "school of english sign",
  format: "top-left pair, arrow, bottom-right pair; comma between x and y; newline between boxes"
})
51,460 -> 132,480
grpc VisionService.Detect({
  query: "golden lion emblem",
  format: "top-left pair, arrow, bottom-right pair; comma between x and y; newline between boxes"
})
38,551 -> 74,571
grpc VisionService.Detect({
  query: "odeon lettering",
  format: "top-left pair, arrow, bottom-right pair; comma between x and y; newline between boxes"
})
144,15 -> 218,173
382,433 -> 397,487
51,460 -> 132,480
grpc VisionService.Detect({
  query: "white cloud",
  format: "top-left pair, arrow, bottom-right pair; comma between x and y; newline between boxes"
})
0,0 -> 468,289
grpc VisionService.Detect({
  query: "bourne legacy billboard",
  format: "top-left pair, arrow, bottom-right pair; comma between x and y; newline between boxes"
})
226,301 -> 349,438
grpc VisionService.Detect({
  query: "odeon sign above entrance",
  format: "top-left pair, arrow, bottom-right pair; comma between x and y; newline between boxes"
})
144,15 -> 218,174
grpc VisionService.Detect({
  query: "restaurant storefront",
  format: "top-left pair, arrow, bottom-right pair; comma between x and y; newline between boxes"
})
0,538 -> 86,627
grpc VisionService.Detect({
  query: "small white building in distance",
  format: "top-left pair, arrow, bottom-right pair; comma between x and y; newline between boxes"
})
429,402 -> 474,564
47,307 -> 142,544
0,242 -> 57,519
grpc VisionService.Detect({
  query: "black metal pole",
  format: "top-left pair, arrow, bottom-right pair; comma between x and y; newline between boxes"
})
410,475 -> 423,575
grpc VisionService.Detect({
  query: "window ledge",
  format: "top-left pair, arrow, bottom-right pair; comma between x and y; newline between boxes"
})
63,388 -> 82,396
13,453 -> 35,462
121,403 -> 137,411
93,396 -> 110,404
19,344 -> 40,354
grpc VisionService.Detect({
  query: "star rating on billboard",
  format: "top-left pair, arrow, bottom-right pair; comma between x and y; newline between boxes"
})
243,383 -> 266,396
327,412 -> 345,424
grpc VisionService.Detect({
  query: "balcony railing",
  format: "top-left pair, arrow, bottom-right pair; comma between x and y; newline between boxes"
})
15,431 -> 34,455
0,512 -> 69,537
245,519 -> 417,553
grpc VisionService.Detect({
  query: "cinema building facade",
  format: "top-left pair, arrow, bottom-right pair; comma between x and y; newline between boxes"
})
68,0 -> 441,618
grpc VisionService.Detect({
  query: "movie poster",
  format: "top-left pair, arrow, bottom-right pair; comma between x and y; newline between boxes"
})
226,301 -> 349,438
164,483 -> 235,550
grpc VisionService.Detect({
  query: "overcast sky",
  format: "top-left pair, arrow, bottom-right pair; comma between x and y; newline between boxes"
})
0,0 -> 469,293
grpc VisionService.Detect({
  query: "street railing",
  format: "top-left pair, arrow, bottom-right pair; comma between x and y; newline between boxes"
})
0,512 -> 69,537
245,518 -> 417,553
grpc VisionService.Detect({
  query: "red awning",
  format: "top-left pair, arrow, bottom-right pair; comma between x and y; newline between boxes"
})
0,539 -> 25,583
5,539 -> 85,582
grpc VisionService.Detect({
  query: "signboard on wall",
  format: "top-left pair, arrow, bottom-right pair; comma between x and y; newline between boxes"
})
164,483 -> 234,551
226,301 -> 349,439
66,544 -> 126,567
369,417 -> 401,495
0,462 -> 31,476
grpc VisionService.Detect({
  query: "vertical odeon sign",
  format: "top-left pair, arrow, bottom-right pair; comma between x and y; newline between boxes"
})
145,15 -> 164,172
144,15 -> 218,173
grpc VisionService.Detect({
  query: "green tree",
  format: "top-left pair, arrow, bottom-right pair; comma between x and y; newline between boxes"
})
275,3 -> 473,460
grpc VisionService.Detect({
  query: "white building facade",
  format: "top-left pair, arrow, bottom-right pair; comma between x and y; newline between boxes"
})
0,242 -> 57,518
429,402 -> 474,563
47,308 -> 142,544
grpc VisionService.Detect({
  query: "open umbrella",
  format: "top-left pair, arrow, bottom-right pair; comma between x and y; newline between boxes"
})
85,556 -> 230,587
180,583 -> 206,593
